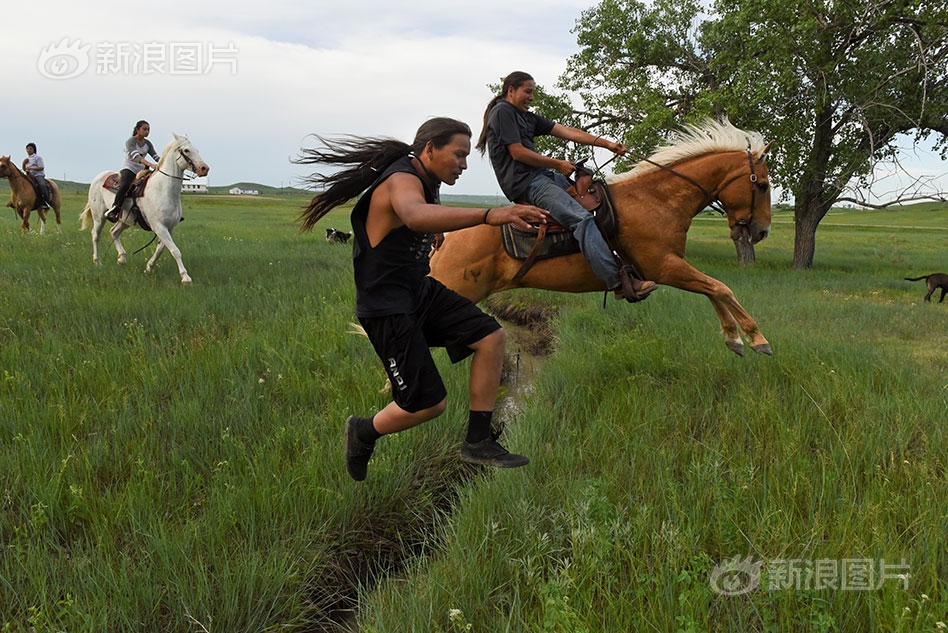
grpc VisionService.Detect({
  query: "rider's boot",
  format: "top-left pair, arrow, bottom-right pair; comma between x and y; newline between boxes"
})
615,265 -> 657,303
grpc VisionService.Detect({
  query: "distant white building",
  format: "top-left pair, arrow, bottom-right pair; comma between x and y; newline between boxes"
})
182,182 -> 207,193
229,187 -> 260,195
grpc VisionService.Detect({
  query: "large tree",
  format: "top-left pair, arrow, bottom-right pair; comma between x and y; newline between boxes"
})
545,0 -> 948,268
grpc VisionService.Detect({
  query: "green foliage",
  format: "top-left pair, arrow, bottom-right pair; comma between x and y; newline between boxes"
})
0,193 -> 484,631
359,205 -> 948,631
544,0 -> 948,267
1,195 -> 946,631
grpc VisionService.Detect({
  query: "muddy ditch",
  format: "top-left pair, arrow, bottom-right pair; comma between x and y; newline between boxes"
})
314,296 -> 559,631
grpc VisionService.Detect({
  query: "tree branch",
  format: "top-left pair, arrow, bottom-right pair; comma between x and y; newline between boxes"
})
836,194 -> 947,208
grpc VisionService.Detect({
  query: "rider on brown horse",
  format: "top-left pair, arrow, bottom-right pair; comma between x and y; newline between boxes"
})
22,143 -> 51,209
477,71 -> 657,303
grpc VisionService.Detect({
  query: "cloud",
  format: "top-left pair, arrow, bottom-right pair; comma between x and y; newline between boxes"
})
1,0 -> 592,195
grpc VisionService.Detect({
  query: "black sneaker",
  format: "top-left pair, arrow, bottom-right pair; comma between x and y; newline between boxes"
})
345,415 -> 375,482
460,438 -> 529,468
106,208 -> 121,223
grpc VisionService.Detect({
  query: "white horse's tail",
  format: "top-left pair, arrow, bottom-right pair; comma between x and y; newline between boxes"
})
80,202 -> 92,230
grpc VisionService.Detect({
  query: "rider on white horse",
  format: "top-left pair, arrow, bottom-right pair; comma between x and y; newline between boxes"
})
106,120 -> 160,222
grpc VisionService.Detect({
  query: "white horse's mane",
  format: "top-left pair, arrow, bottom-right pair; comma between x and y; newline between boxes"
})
156,133 -> 190,170
607,119 -> 766,185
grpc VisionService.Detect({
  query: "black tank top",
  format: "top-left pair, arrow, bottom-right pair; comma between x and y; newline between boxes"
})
351,156 -> 439,317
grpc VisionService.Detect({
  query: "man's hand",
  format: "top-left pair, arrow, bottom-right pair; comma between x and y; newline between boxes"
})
554,159 -> 575,177
485,204 -> 550,231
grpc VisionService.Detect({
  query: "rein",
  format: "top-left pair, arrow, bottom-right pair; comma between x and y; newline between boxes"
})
589,147 -> 764,221
157,147 -> 197,181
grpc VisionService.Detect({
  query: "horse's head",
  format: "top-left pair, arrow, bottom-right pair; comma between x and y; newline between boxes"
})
715,143 -> 772,245
0,156 -> 13,177
166,132 -> 210,177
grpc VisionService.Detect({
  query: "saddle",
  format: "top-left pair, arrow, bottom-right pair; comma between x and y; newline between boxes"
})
501,164 -> 621,283
102,171 -> 154,231
102,170 -> 152,199
25,176 -> 54,211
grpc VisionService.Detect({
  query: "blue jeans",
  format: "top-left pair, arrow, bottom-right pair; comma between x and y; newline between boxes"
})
526,171 -> 620,289
31,174 -> 49,206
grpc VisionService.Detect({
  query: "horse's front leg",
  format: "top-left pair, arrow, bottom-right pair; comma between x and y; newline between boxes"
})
149,225 -> 191,284
654,258 -> 771,356
19,206 -> 30,234
109,223 -> 129,265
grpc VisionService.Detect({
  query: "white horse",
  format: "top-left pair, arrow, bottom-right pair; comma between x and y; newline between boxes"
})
80,132 -> 210,284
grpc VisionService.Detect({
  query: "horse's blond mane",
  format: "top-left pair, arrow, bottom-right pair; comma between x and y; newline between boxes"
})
156,134 -> 189,170
607,119 -> 766,185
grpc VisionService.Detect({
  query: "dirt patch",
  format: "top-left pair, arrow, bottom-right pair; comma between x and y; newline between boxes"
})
484,295 -> 559,357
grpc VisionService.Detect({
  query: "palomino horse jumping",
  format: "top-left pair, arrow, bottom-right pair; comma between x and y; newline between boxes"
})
80,133 -> 209,284
430,119 -> 773,357
0,155 -> 62,234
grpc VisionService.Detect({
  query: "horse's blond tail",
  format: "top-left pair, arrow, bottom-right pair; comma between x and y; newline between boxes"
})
80,202 -> 92,230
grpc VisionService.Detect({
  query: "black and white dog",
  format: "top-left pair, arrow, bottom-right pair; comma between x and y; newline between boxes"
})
325,228 -> 352,244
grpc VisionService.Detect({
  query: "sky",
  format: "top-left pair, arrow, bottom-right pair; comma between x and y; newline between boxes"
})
2,0 -> 946,202
1,0 -> 601,197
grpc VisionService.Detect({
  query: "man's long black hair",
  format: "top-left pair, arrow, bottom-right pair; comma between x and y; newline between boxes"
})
296,117 -> 472,233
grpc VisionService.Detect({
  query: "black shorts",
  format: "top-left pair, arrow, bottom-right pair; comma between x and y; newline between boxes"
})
358,278 -> 501,413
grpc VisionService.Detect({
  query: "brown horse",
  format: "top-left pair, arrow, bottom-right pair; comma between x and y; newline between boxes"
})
429,119 -> 773,357
0,155 -> 62,234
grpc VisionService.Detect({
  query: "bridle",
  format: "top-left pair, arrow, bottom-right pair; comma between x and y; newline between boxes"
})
157,145 -> 199,180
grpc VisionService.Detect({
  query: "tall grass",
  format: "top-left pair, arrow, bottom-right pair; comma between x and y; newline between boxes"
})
1,194 -> 946,631
1,192 -> 478,631
358,207 -> 948,632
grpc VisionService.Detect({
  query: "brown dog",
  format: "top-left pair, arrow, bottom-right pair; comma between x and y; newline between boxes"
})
905,273 -> 948,302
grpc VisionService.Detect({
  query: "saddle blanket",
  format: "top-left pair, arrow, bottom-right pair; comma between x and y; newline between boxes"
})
500,224 -> 580,261
500,177 -> 620,262
102,171 -> 150,198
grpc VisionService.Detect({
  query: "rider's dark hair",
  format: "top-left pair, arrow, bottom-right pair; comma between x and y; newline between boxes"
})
133,120 -> 150,135
26,143 -> 36,152
475,71 -> 534,155
296,117 -> 472,232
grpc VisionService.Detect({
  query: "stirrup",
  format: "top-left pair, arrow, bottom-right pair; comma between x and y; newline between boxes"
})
617,266 -> 657,303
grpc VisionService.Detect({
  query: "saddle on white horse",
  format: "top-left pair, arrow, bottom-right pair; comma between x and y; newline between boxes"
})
102,171 -> 154,230
102,170 -> 153,198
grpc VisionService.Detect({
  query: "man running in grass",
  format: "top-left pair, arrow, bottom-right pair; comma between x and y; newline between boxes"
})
297,117 -> 549,481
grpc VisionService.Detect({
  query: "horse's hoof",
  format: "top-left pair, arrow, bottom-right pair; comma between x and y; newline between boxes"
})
181,276 -> 193,285
752,344 -> 773,356
726,340 -> 746,357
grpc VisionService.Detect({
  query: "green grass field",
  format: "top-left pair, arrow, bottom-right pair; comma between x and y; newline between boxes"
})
1,190 -> 945,632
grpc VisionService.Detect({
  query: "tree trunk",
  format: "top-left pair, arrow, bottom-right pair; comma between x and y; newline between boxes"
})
733,235 -> 756,264
792,107 -> 837,269
792,199 -> 829,269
